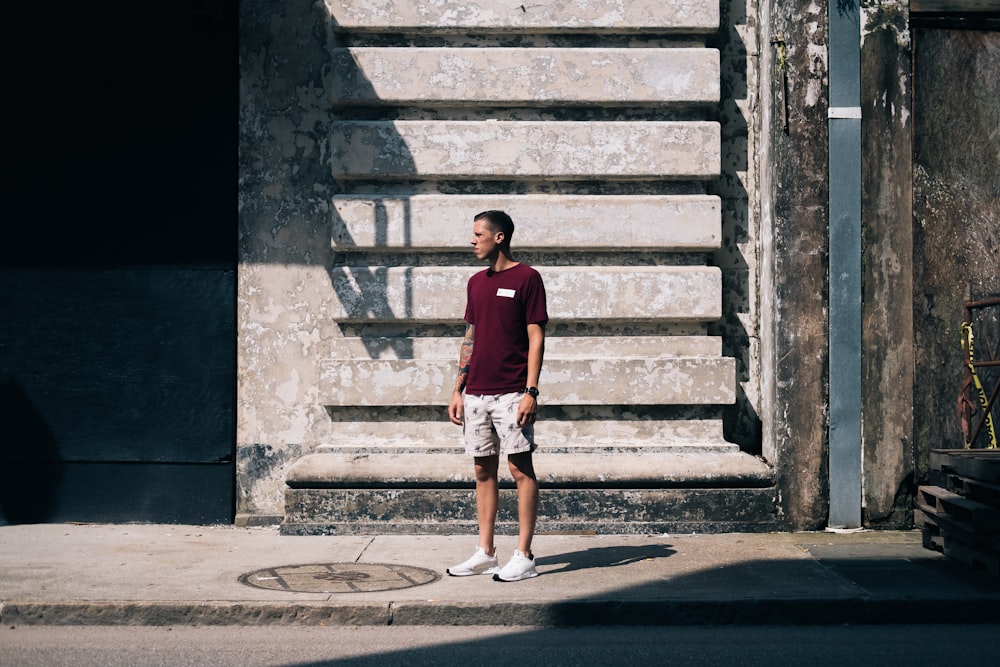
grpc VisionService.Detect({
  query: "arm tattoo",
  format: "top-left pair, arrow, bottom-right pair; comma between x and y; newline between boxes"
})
454,325 -> 474,393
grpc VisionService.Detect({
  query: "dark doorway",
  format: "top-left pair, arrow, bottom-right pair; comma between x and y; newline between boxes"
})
1,1 -> 237,524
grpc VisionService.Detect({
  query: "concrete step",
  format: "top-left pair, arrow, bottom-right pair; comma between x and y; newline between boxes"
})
332,194 -> 721,251
282,445 -> 776,535
326,335 -> 723,359
281,484 -> 777,535
332,48 -> 719,106
307,414 -> 730,449
286,449 -> 772,488
326,0 -> 720,34
330,121 -> 720,180
319,357 -> 735,406
328,265 -> 721,322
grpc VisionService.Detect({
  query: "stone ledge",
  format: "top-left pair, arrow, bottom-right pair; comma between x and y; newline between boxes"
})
332,48 -> 719,105
327,335 -> 723,359
329,265 -> 722,322
313,416 -> 729,448
319,357 -> 735,405
281,517 -> 781,537
281,486 -> 778,535
332,194 -> 721,251
330,121 -> 720,180
326,0 -> 720,34
285,449 -> 773,488
233,513 -> 284,528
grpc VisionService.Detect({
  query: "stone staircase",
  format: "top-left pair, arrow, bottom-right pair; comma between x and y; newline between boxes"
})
281,0 -> 775,535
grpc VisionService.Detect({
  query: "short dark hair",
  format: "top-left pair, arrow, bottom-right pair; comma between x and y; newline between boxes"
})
474,210 -> 514,242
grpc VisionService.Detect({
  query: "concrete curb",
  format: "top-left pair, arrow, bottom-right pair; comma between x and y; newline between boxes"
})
0,601 -> 392,627
5,597 -> 1000,627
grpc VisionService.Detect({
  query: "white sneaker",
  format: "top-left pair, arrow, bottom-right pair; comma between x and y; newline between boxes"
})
492,549 -> 538,582
446,547 -> 499,576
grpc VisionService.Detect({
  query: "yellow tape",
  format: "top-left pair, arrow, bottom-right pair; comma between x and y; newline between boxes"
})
961,322 -> 998,449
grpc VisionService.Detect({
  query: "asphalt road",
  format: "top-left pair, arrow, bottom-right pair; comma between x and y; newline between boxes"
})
1,624 -> 997,666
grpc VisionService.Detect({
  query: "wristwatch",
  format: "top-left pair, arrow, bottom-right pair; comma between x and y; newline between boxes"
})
525,386 -> 539,398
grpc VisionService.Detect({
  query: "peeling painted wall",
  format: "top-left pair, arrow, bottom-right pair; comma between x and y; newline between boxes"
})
860,0 -> 915,527
911,27 -> 1000,461
759,0 -> 831,530
239,0 -> 341,516
857,2 -> 999,526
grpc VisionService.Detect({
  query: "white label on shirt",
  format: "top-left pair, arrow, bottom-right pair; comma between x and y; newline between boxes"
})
496,288 -> 516,298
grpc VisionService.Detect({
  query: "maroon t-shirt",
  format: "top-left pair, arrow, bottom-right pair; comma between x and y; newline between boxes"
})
464,263 -> 548,395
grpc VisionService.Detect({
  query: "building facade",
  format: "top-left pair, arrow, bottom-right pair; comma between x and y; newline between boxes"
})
3,1 -> 996,530
235,0 -> 999,533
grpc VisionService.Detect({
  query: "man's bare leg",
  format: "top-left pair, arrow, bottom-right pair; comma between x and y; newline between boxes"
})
474,455 -> 500,555
508,451 -> 538,556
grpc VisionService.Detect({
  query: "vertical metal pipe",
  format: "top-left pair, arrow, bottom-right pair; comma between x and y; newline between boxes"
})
828,1 -> 863,528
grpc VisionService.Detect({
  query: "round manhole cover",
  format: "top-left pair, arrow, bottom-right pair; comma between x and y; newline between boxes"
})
239,562 -> 440,593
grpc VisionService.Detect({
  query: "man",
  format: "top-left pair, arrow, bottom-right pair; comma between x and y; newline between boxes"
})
446,210 -> 547,582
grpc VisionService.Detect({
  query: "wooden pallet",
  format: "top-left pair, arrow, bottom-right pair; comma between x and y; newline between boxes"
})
919,449 -> 1000,578
917,485 -> 1000,531
929,449 -> 1000,485
918,521 -> 1000,578
945,474 -> 1000,508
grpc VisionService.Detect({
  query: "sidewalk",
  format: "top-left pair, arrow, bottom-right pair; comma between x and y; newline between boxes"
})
1,523 -> 998,626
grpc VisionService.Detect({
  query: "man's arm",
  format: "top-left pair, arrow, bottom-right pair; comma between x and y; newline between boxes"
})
517,322 -> 545,426
448,324 -> 474,425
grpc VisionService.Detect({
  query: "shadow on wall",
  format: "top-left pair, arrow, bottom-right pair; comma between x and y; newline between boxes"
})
0,375 -> 62,524
709,0 -> 759,454
326,6 -> 421,355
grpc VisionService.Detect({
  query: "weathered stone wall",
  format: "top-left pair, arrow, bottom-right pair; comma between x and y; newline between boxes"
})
239,0 -> 338,518
712,0 -> 764,454
911,27 -> 1000,458
855,4 -> 999,527
860,1 -> 915,527
759,0 -> 831,530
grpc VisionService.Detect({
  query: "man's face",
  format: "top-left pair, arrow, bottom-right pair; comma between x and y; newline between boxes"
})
470,219 -> 501,261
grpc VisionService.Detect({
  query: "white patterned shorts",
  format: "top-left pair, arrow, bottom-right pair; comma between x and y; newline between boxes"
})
463,392 -> 536,457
